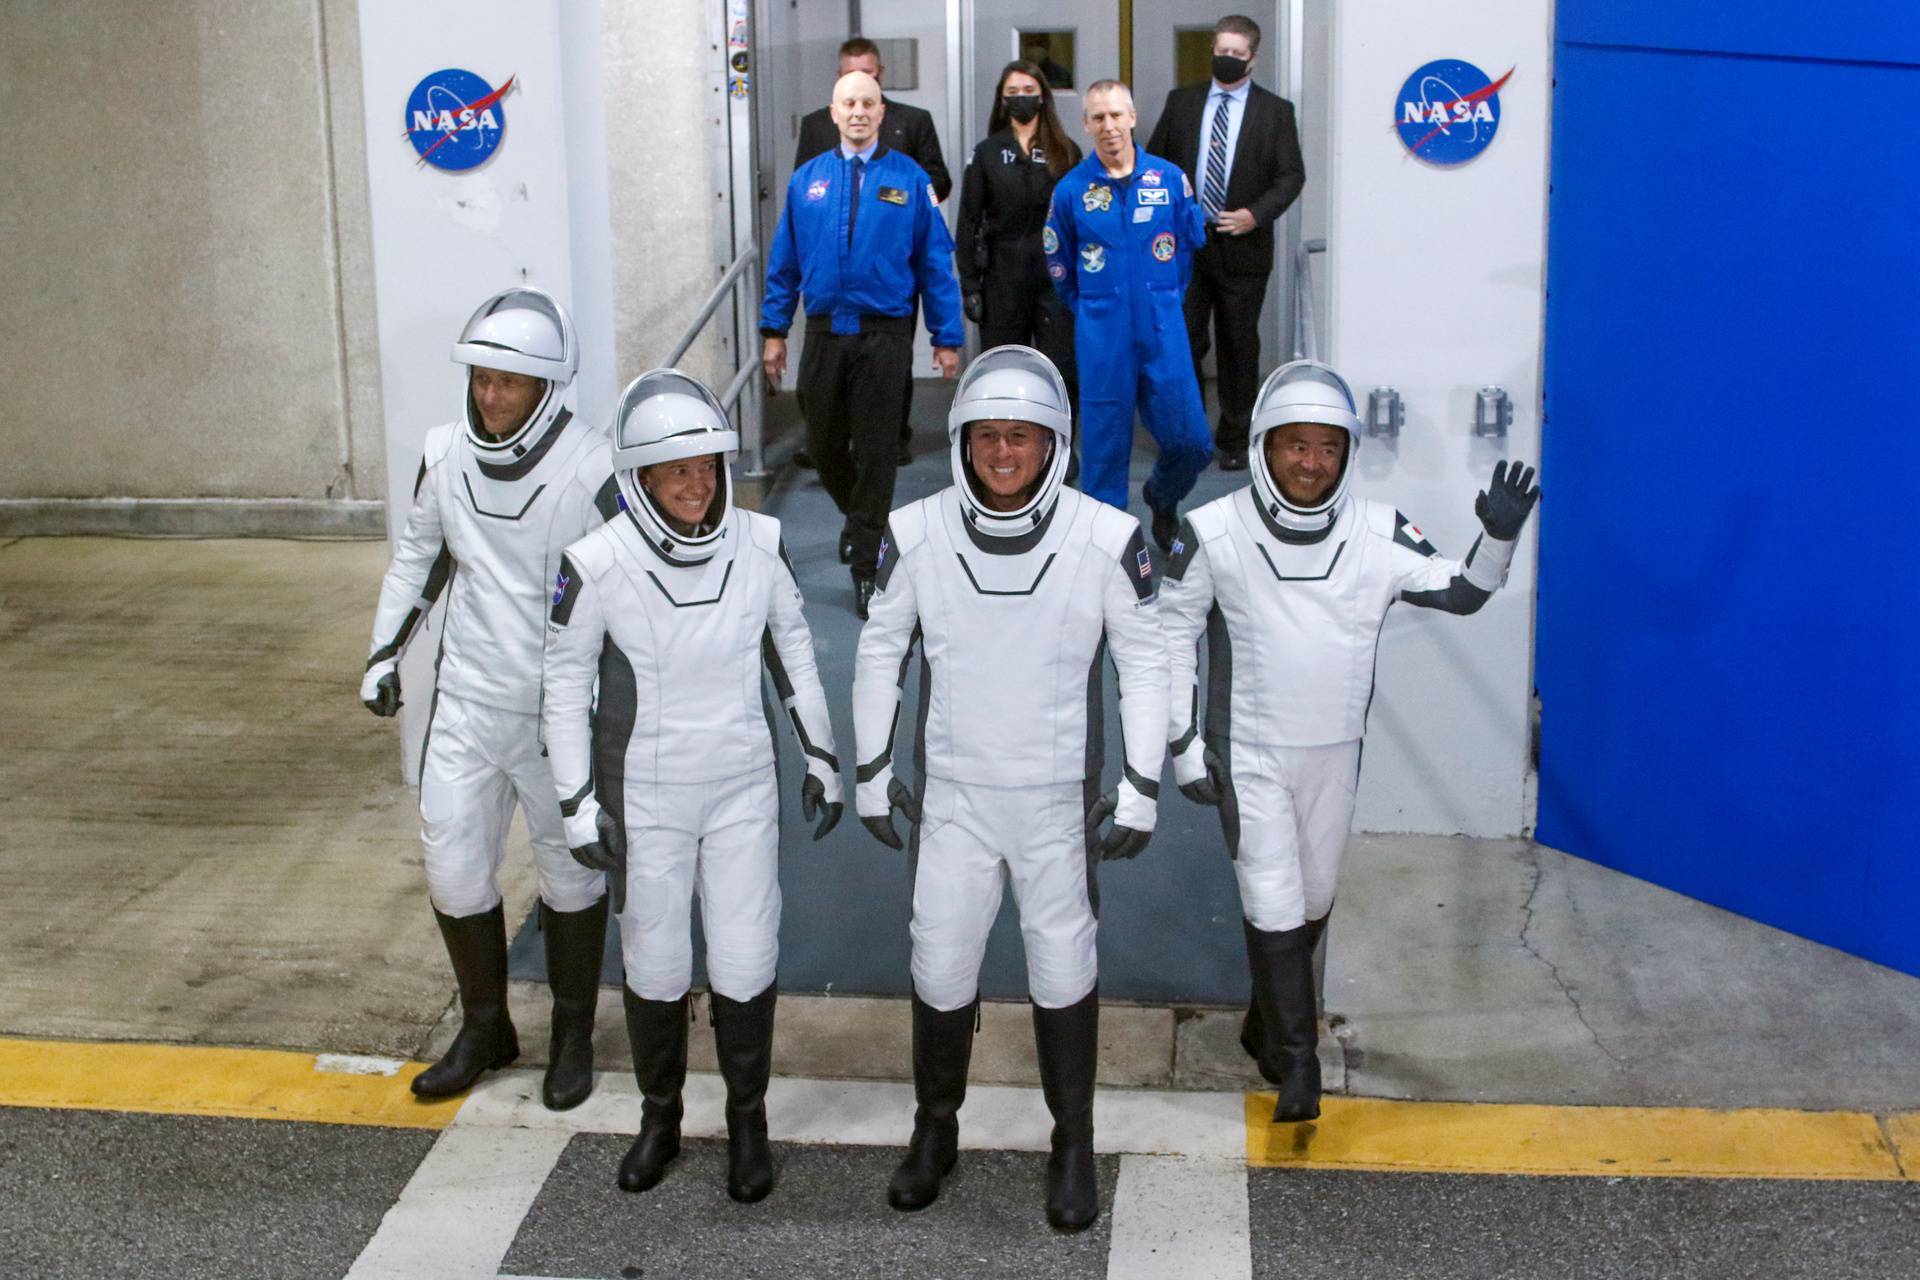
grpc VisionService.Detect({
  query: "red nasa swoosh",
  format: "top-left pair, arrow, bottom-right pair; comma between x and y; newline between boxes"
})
1405,66 -> 1514,155
411,74 -> 517,165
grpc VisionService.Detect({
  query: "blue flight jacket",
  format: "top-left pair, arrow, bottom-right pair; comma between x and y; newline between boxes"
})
760,144 -> 965,348
1043,146 -> 1208,311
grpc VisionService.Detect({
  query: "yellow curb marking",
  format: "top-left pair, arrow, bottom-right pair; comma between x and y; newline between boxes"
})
0,1039 -> 460,1131
1246,1094 -> 1909,1181
1882,1112 -> 1919,1178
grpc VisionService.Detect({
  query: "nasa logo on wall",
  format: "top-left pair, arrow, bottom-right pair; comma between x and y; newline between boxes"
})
1394,60 -> 1513,166
406,68 -> 516,171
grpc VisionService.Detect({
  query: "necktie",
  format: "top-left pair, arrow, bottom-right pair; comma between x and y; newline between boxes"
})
1203,92 -> 1229,219
848,155 -> 865,244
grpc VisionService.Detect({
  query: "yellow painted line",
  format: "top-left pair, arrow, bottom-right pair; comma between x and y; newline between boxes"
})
1246,1094 -> 1908,1181
1883,1112 -> 1919,1178
0,1038 -> 461,1130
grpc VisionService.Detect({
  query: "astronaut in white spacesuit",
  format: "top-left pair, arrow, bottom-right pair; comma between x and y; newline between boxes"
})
541,369 -> 842,1205
361,287 -> 617,1111
852,346 -> 1168,1232
1160,359 -> 1539,1123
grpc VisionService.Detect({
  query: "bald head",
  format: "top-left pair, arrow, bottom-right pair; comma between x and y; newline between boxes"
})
830,71 -> 884,148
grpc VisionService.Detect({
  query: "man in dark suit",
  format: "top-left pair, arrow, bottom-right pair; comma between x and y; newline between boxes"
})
1146,15 -> 1304,471
794,38 -> 952,471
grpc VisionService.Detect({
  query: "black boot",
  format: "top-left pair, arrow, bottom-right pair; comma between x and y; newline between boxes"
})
412,905 -> 519,1098
540,895 -> 608,1111
1244,917 -> 1324,1123
617,988 -> 688,1192
1033,989 -> 1100,1232
712,984 -> 778,1203
887,993 -> 977,1212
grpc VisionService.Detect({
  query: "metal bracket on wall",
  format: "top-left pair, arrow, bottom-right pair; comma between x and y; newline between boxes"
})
1366,386 -> 1404,439
1474,386 -> 1513,438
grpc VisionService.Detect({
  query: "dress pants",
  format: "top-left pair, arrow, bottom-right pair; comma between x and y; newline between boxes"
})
1182,240 -> 1272,456
798,319 -> 914,577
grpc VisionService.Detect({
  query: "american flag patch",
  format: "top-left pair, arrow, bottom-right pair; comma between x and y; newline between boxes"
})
1136,547 -> 1152,579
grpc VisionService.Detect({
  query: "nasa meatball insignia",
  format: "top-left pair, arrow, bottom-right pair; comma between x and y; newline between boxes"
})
405,68 -> 515,172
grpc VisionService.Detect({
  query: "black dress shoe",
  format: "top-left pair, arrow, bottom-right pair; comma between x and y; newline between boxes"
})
794,448 -> 815,470
838,536 -> 853,565
854,576 -> 876,620
1217,447 -> 1249,472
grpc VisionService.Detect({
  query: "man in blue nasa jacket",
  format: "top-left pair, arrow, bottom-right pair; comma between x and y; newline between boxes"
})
1046,80 -> 1214,552
762,70 -> 964,618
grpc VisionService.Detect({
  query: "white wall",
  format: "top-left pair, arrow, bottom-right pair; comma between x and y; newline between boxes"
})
1325,1 -> 1551,835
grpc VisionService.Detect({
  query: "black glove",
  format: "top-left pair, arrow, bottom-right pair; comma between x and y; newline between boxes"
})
1475,460 -> 1540,541
1084,791 -> 1151,861
801,774 -> 843,841
861,777 -> 921,852
1179,746 -> 1226,808
571,808 -> 628,913
363,670 -> 402,718
963,291 -> 985,325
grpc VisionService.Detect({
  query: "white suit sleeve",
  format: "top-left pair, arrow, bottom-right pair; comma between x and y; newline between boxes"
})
541,552 -> 606,848
764,542 -> 843,804
1389,510 -> 1513,615
1102,525 -> 1170,832
1158,518 -> 1218,787
852,528 -> 921,818
362,458 -> 451,699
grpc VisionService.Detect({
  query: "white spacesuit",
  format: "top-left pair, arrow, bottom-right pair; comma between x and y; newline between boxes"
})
1161,359 -> 1539,1124
852,346 -> 1169,1232
360,286 -> 616,1111
541,368 -> 841,1206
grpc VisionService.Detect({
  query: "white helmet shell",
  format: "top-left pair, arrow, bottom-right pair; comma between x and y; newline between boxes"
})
947,345 -> 1074,539
1248,359 -> 1363,534
611,368 -> 739,564
452,286 -> 580,457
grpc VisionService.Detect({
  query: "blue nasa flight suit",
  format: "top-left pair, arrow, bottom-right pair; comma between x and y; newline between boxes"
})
762,144 -> 963,579
1045,146 -> 1214,515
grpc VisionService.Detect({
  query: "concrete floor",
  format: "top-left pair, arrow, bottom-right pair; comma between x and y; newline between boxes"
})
3,439 -> 1919,1111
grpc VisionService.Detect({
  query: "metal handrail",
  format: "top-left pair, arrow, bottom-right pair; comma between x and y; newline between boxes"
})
662,245 -> 768,477
1291,237 -> 1327,362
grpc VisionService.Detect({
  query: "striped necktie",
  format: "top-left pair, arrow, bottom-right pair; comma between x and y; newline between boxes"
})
1203,91 -> 1230,219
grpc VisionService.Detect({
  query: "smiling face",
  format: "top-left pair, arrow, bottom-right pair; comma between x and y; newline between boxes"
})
639,454 -> 720,535
1083,86 -> 1136,166
968,419 -> 1051,511
1264,421 -> 1350,507
830,71 -> 884,148
469,367 -> 545,439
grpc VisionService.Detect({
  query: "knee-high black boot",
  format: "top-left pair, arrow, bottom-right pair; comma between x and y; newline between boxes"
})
617,988 -> 688,1192
711,983 -> 778,1204
887,993 -> 977,1212
1032,988 -> 1100,1232
540,896 -> 608,1111
1243,917 -> 1324,1123
412,904 -> 519,1098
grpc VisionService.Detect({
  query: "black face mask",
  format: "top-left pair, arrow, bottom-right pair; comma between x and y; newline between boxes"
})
1004,95 -> 1042,123
1212,54 -> 1250,84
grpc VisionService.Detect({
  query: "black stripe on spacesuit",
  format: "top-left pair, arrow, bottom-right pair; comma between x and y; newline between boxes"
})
367,542 -> 453,667
592,474 -> 622,522
1254,538 -> 1346,583
954,551 -> 1056,595
1170,689 -> 1200,755
549,554 -> 584,626
957,497 -> 1057,556
592,635 -> 639,851
413,456 -> 428,499
874,521 -> 901,592
474,407 -> 572,481
777,539 -> 799,583
1401,532 -> 1492,615
1392,510 -> 1438,557
1081,636 -> 1106,917
461,473 -> 548,521
1204,603 -> 1240,860
1123,762 -> 1159,800
1119,527 -> 1153,602
762,629 -> 840,770
642,560 -> 733,607
1163,517 -> 1201,583
857,623 -> 922,781
559,776 -> 593,818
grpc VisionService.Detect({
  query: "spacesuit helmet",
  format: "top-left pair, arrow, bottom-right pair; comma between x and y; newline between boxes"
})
947,345 -> 1074,539
611,367 -> 739,564
1249,359 -> 1363,534
452,286 -> 580,458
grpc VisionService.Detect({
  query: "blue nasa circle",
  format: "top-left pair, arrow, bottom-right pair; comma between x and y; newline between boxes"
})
1394,59 -> 1502,166
405,68 -> 507,172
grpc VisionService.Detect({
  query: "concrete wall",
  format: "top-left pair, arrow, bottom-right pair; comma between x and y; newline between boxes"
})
1326,1 -> 1550,835
0,0 -> 383,502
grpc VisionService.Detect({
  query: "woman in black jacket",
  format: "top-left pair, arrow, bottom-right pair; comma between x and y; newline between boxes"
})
957,62 -> 1083,427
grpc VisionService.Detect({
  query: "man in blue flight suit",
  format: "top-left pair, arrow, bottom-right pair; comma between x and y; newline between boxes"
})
762,70 -> 964,619
1045,79 -> 1215,551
